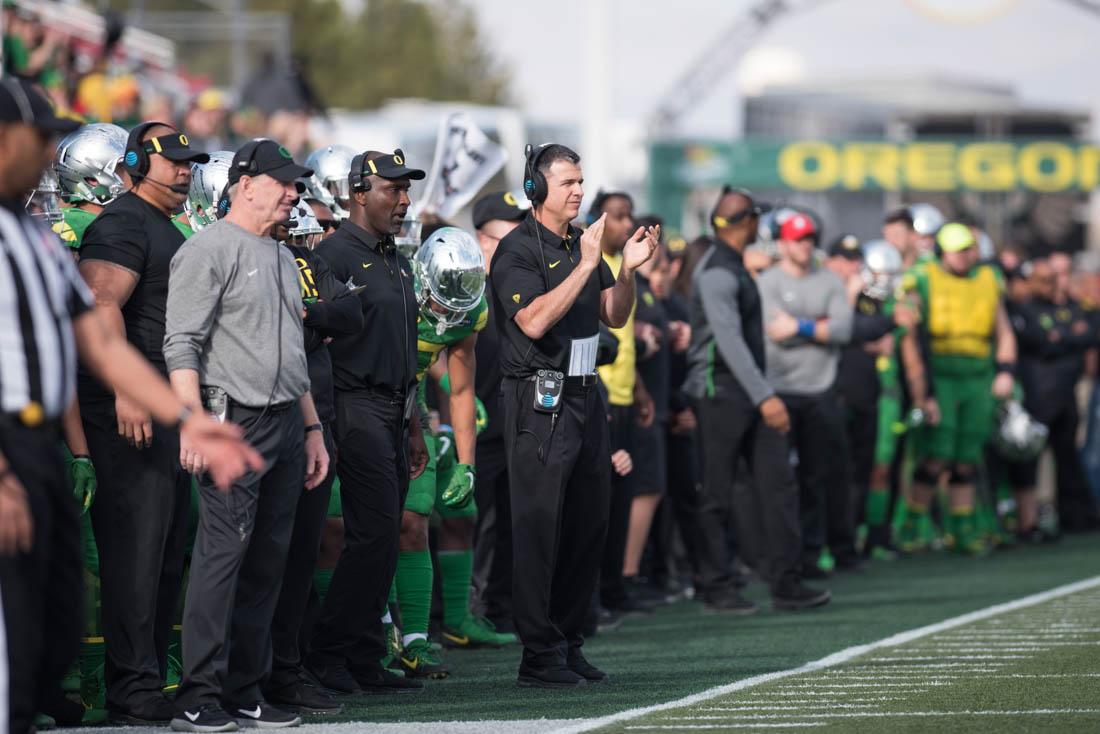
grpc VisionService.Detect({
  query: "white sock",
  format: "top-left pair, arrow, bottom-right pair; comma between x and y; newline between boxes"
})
402,632 -> 428,647
381,610 -> 393,624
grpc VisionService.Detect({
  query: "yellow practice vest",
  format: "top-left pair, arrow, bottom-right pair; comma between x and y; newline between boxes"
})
926,262 -> 999,359
597,251 -> 636,406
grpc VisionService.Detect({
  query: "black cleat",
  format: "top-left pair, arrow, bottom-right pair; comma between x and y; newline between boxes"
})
567,653 -> 609,683
703,590 -> 760,615
263,679 -> 342,715
110,695 -> 176,726
517,665 -> 587,689
303,662 -> 360,696
773,582 -> 831,611
352,666 -> 425,694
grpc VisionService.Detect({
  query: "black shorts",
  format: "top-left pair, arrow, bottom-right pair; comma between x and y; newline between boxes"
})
631,419 -> 667,496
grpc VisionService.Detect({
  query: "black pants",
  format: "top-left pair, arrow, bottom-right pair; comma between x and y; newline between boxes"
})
470,436 -> 513,628
780,390 -> 853,566
0,422 -> 80,734
839,397 -> 876,553
502,377 -> 610,669
80,397 -> 190,712
175,402 -> 304,710
663,427 -> 702,578
268,423 -> 336,689
1041,403 -> 1098,529
600,403 -> 634,608
308,389 -> 407,672
696,384 -> 801,596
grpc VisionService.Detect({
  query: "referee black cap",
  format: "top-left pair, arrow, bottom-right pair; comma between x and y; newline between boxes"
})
0,78 -> 80,135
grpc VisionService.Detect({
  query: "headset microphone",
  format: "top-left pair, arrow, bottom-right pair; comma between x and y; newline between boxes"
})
139,177 -> 190,195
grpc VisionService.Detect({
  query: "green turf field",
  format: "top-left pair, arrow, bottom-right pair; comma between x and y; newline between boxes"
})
76,534 -> 1100,733
324,534 -> 1100,729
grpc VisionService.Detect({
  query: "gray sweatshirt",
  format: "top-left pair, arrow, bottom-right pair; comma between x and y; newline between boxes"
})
163,219 -> 310,407
757,264 -> 852,396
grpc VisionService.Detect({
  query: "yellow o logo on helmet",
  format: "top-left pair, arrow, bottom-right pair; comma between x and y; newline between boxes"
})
178,134 -> 189,146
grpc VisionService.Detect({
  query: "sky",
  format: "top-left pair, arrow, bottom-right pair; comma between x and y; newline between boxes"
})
464,0 -> 1100,138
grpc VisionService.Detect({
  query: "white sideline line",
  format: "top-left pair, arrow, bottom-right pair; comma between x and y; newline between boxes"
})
549,574 -> 1100,734
658,709 -> 1100,721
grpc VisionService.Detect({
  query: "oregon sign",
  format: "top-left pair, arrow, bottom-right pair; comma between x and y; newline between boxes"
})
652,140 -> 1100,193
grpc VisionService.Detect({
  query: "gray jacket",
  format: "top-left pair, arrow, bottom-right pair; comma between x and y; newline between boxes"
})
163,219 -> 310,407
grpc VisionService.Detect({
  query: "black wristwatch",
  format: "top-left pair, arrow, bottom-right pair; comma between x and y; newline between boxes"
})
995,361 -> 1016,376
305,423 -> 323,435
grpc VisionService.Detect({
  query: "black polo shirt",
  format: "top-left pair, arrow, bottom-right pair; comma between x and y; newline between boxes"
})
77,191 -> 186,400
489,212 -> 614,378
316,221 -> 418,394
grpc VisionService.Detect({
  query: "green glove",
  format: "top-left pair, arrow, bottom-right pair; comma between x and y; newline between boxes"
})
441,463 -> 475,508
70,456 -> 97,514
437,373 -> 489,435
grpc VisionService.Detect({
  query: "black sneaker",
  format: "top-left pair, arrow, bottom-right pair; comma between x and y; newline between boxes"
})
799,563 -> 832,581
772,582 -> 831,611
171,704 -> 239,732
229,702 -> 300,729
303,662 -> 360,696
264,679 -> 342,715
603,595 -> 655,617
517,665 -> 587,689
351,666 -> 425,694
567,654 -> 609,683
596,607 -> 623,633
833,554 -> 868,573
624,576 -> 672,606
110,695 -> 176,725
703,590 -> 759,615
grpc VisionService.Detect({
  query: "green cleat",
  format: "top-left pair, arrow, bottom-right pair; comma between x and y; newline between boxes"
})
398,638 -> 450,679
442,615 -> 518,649
381,622 -> 403,670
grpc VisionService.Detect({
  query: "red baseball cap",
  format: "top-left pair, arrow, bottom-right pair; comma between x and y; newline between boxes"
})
780,213 -> 817,241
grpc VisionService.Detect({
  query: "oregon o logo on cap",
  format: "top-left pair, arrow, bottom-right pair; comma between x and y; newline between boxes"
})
278,145 -> 293,159
503,192 -> 517,206
393,154 -> 404,165
178,133 -> 189,146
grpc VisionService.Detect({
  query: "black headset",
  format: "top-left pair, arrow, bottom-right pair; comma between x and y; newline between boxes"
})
348,148 -> 407,193
123,120 -> 182,179
233,138 -> 267,176
523,143 -> 553,205
710,184 -> 758,230
1,78 -> 34,125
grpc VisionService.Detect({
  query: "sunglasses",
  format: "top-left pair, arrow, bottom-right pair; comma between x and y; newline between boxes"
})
713,205 -> 761,229
317,219 -> 340,232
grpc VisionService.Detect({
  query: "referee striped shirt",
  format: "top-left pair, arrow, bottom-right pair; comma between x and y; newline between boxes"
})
0,202 -> 94,422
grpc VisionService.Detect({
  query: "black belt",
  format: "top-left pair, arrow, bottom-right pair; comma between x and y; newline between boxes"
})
505,373 -> 599,389
231,399 -> 296,415
0,403 -> 60,432
359,383 -> 408,405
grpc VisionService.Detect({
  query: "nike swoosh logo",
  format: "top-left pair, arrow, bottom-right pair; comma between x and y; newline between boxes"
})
362,262 -> 372,269
185,711 -> 201,722
239,706 -> 262,718
465,470 -> 475,486
548,260 -> 561,269
444,632 -> 470,645
402,656 -> 419,670
247,268 -> 258,277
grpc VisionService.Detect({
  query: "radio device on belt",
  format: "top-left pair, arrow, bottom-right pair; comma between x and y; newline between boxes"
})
201,385 -> 229,423
533,369 -> 564,414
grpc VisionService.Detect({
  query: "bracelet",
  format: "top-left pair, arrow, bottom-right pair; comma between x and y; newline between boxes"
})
172,405 -> 193,431
995,361 -> 1016,375
305,423 -> 323,435
796,319 -> 816,338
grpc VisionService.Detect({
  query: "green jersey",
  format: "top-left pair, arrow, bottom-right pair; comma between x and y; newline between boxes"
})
52,207 -> 99,250
172,214 -> 195,239
415,295 -> 489,381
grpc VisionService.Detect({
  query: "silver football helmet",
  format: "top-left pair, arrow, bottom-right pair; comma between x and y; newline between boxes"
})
861,238 -> 903,301
287,200 -> 323,249
185,151 -> 233,232
395,218 -> 423,258
304,144 -> 357,220
54,123 -> 128,205
413,227 -> 486,335
908,203 -> 945,237
993,400 -> 1048,462
27,169 -> 63,224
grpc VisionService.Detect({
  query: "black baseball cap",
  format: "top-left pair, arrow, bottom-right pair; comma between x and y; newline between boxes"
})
356,149 -> 426,182
472,190 -> 527,229
828,234 -> 862,260
0,78 -> 80,135
228,139 -> 313,186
